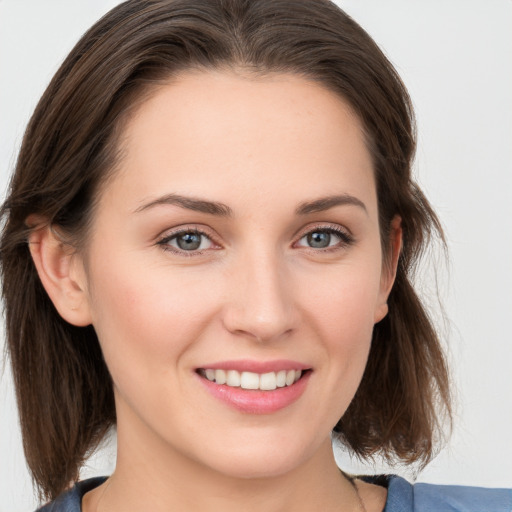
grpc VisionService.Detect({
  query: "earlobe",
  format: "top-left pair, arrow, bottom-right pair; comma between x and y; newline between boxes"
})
374,302 -> 389,324
27,220 -> 92,327
375,215 -> 402,323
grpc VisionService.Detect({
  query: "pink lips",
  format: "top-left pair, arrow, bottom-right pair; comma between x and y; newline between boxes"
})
200,359 -> 310,373
196,359 -> 311,414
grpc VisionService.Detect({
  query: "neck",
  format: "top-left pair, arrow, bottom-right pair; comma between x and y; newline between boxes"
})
93,428 -> 361,512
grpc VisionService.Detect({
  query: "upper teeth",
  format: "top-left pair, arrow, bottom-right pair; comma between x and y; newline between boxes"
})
202,369 -> 302,390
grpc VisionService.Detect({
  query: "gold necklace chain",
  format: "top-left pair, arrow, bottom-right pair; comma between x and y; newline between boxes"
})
349,477 -> 368,512
95,477 -> 111,512
341,470 -> 368,512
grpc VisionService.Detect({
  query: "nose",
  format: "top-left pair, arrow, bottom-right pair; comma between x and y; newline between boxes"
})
221,250 -> 297,343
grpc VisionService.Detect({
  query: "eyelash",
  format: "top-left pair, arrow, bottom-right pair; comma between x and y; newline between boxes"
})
295,225 -> 355,253
156,227 -> 218,257
156,224 -> 355,256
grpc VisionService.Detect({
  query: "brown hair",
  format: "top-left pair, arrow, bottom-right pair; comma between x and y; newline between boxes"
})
0,0 -> 451,501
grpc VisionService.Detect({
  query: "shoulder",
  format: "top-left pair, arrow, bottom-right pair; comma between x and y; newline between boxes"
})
35,477 -> 107,512
366,475 -> 512,512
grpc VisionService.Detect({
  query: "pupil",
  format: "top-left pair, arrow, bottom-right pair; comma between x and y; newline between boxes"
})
308,231 -> 330,248
177,232 -> 201,250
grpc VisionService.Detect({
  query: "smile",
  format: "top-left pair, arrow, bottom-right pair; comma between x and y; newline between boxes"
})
196,363 -> 312,414
198,368 -> 303,391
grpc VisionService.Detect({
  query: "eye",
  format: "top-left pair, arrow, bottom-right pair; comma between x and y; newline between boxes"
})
296,226 -> 353,250
158,229 -> 215,253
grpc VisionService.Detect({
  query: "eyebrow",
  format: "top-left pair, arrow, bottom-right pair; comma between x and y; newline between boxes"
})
134,192 -> 366,217
295,194 -> 367,215
134,193 -> 233,216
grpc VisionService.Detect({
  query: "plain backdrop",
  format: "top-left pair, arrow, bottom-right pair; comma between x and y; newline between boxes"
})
1,1 -> 511,510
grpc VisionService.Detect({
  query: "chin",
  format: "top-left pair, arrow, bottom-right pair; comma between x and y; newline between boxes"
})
210,455 -> 302,480
190,433 -> 322,480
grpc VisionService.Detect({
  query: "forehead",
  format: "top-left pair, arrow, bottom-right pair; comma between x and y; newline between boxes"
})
104,70 -> 377,217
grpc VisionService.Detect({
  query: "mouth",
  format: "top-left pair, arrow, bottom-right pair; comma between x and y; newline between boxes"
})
195,363 -> 312,414
197,368 -> 309,391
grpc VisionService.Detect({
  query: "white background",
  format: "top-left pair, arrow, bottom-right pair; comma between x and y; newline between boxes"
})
1,1 -> 511,510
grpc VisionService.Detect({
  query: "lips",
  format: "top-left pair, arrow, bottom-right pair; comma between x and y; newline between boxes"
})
196,360 -> 311,414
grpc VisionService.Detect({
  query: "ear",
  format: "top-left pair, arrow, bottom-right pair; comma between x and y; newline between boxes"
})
27,218 -> 92,327
374,215 -> 402,323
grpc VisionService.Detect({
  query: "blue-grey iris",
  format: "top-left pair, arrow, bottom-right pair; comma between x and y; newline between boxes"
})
308,231 -> 331,248
177,232 -> 202,250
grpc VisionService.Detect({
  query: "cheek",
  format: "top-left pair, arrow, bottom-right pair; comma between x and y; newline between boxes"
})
86,258 -> 219,386
299,265 -> 380,391
302,263 -> 381,338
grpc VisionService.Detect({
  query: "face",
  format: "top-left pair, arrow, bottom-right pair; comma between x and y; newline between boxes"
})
74,71 -> 396,479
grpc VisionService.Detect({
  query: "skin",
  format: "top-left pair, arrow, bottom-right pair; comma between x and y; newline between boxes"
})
30,70 -> 400,511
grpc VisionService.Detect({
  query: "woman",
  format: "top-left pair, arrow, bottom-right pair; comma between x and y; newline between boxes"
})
0,0 -> 510,511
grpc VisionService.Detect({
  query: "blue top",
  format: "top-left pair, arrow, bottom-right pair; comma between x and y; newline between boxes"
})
36,475 -> 512,512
